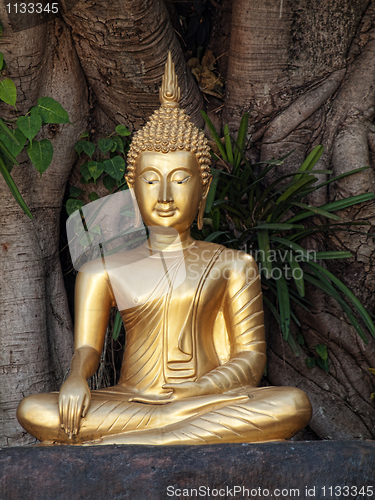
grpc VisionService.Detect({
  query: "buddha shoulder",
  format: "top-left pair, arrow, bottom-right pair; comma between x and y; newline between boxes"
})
191,241 -> 259,275
78,246 -> 149,276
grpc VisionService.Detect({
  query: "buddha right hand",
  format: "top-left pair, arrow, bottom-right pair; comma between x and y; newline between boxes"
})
58,376 -> 91,439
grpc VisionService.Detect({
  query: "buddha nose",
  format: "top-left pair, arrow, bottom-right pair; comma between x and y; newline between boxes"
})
158,177 -> 173,204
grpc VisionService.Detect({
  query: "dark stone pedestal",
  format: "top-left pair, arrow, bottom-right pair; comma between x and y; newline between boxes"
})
0,441 -> 374,500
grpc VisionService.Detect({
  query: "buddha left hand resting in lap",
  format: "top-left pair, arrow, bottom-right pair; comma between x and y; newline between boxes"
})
17,53 -> 312,445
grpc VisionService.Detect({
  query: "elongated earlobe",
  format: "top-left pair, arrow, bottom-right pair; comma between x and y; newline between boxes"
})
129,186 -> 142,228
197,201 -> 205,230
197,175 -> 213,230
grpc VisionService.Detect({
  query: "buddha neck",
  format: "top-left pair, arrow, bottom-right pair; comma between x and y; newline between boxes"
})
147,228 -> 195,253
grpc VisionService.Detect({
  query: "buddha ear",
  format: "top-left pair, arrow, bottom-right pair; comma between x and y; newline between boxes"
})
126,181 -> 142,229
197,175 -> 213,230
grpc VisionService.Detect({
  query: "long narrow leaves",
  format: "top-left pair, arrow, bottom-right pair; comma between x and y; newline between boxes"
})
198,112 -> 375,353
0,156 -> 33,218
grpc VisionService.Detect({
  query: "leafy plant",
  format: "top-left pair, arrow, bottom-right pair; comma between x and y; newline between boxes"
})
0,51 -> 70,219
65,124 -> 131,216
199,111 -> 375,367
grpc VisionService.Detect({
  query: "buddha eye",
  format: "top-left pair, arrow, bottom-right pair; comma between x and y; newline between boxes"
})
141,177 -> 159,185
173,176 -> 190,185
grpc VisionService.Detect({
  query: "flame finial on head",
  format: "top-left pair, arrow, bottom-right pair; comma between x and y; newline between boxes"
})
159,51 -> 180,107
126,52 -> 211,188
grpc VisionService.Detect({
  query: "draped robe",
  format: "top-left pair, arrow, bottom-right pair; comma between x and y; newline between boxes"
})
17,242 -> 312,445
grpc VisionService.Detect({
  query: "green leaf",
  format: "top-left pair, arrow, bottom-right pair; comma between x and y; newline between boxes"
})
80,162 -> 93,183
0,127 -> 26,157
88,192 -> 99,202
305,357 -> 316,369
0,118 -> 20,145
315,344 -> 328,361
80,131 -> 89,138
317,357 -> 329,373
103,174 -> 117,192
318,193 -> 375,213
29,106 -> 40,117
0,140 -> 19,167
302,166 -> 371,194
204,231 -> 228,242
27,139 -> 53,175
308,261 -> 375,339
286,202 -> 342,223
287,253 -> 305,297
213,209 -> 220,232
0,79 -> 17,107
314,251 -> 352,260
75,140 -> 96,157
112,310 -> 123,341
87,160 -> 105,182
16,114 -> 42,141
275,175 -> 317,206
0,53 -> 4,71
234,112 -> 249,170
297,332 -> 305,345
69,186 -> 83,198
36,96 -> 70,124
0,155 -> 33,218
303,269 -> 368,344
112,135 -> 124,153
287,333 -> 300,356
205,169 -> 220,213
256,223 -> 304,230
276,273 -> 290,340
295,145 -> 324,180
201,110 -> 227,161
223,123 -> 233,164
98,138 -> 114,154
66,198 -> 84,217
270,236 -> 321,261
115,124 -> 131,137
257,229 -> 272,278
103,155 -> 125,181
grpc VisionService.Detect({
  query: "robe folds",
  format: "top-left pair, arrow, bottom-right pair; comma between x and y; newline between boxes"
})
17,242 -> 312,445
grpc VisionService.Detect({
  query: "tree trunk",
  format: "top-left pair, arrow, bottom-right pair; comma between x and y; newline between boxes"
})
0,1 -> 203,445
225,0 -> 375,439
0,11 -> 90,444
62,0 -> 204,129
1,0 -> 375,445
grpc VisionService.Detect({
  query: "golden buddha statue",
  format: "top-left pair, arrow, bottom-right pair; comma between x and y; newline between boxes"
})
17,53 -> 312,445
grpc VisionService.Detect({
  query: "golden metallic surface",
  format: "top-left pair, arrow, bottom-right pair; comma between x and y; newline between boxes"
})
17,53 -> 312,445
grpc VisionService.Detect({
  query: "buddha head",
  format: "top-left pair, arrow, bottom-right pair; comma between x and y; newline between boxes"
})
125,52 -> 212,232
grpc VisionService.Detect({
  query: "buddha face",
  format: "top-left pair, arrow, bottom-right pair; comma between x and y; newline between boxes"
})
132,150 -> 208,233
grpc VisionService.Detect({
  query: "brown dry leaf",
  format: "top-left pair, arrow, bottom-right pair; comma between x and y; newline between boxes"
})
188,51 -> 224,99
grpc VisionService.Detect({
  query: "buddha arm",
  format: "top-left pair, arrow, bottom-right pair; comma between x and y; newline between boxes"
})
199,257 -> 266,392
59,268 -> 116,437
74,268 -> 116,359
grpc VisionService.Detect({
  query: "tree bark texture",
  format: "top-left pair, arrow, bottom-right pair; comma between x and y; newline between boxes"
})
0,1 -> 204,444
225,0 -> 375,439
0,7 -> 93,444
62,0 -> 204,129
1,0 -> 375,445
